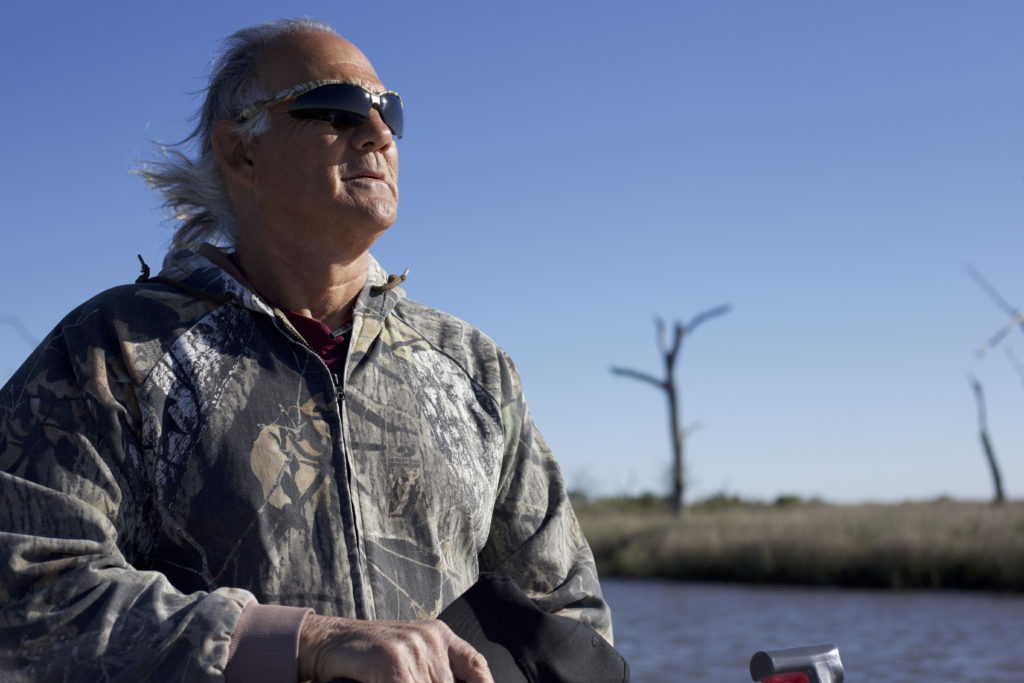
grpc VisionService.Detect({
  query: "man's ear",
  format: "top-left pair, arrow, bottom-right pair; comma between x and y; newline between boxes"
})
212,120 -> 257,187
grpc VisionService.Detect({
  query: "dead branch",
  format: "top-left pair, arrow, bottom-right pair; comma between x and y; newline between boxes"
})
0,314 -> 38,348
967,265 -> 1024,357
609,366 -> 664,389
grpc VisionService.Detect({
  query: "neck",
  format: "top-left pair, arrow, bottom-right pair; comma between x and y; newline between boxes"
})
232,237 -> 370,331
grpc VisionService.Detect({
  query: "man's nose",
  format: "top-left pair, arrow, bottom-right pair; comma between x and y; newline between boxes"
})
352,108 -> 393,150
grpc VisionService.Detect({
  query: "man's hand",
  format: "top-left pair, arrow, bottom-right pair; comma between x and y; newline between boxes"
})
298,614 -> 494,683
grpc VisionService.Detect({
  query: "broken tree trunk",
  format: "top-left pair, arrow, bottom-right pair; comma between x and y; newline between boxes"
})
969,375 -> 1006,505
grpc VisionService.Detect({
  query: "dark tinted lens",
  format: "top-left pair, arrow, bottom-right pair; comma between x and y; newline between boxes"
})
289,84 -> 403,138
378,93 -> 404,139
290,83 -> 371,116
327,110 -> 367,128
289,109 -> 366,129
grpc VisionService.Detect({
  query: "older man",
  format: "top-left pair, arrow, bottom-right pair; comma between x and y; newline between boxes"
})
0,17 -> 611,683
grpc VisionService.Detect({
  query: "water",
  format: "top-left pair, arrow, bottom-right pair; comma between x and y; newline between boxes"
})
602,578 -> 1024,682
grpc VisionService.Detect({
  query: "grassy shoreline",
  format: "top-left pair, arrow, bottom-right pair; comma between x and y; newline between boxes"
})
576,497 -> 1024,591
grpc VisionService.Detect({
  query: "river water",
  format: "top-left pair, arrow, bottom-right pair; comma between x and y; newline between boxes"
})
602,578 -> 1024,681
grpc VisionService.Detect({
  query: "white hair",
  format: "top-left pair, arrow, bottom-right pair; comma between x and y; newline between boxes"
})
139,18 -> 338,249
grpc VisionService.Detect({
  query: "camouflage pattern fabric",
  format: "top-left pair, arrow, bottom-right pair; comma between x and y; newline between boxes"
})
0,248 -> 611,681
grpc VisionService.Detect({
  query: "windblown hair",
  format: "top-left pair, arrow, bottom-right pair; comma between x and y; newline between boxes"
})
139,18 -> 338,249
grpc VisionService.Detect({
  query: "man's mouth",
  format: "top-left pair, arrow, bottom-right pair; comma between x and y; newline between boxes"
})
346,170 -> 386,182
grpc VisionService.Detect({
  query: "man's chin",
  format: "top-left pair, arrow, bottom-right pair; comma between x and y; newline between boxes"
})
363,200 -> 398,231
339,204 -> 398,241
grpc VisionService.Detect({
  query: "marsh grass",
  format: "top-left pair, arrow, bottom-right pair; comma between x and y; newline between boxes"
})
577,498 -> 1024,590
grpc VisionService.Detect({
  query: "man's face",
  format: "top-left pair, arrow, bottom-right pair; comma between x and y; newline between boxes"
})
244,32 -> 400,248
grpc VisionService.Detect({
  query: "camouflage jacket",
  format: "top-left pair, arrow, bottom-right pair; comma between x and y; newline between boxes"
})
0,248 -> 610,681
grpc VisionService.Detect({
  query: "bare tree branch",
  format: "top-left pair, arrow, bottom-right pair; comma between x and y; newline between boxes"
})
0,314 -> 38,348
966,264 -> 1018,318
967,265 -> 1024,357
610,366 -> 664,389
686,304 -> 733,334
976,319 -> 1022,358
671,322 -> 684,356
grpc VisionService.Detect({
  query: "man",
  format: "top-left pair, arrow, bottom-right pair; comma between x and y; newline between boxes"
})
0,17 -> 611,683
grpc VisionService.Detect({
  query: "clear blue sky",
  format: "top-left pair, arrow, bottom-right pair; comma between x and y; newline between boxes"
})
3,1 -> 1023,503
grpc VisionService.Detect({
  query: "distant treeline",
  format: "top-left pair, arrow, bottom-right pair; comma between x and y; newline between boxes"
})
576,496 -> 1024,591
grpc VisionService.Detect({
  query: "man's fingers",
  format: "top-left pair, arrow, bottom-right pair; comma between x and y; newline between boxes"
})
300,615 -> 493,683
446,634 -> 494,683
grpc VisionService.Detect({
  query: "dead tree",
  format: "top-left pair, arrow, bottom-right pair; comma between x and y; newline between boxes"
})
611,305 -> 730,514
967,265 -> 1016,503
968,375 -> 1006,505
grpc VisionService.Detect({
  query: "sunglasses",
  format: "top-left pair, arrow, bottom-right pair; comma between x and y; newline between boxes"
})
234,80 -> 404,139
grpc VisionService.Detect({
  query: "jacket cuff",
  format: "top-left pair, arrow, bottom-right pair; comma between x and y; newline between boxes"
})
225,602 -> 314,683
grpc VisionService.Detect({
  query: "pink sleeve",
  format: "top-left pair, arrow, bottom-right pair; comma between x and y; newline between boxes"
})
225,602 -> 314,683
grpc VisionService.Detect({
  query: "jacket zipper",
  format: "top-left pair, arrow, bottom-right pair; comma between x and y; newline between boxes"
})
271,314 -> 371,618
331,325 -> 375,619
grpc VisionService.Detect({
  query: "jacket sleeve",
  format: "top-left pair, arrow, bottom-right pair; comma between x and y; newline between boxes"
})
0,319 -> 254,680
477,352 -> 614,644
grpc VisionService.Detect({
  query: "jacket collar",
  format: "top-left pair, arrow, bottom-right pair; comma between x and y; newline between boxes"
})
156,246 -> 406,339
